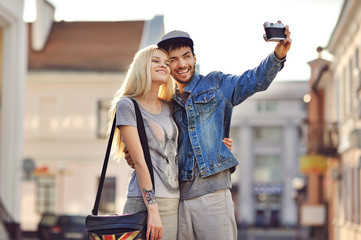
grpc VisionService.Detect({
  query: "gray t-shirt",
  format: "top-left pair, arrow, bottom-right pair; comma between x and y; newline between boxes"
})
116,97 -> 179,199
176,89 -> 232,201
179,161 -> 232,200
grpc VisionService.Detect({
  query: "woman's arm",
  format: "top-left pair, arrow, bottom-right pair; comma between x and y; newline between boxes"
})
120,125 -> 162,240
125,137 -> 234,169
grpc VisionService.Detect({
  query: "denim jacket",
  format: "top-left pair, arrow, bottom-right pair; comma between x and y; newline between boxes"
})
172,53 -> 285,181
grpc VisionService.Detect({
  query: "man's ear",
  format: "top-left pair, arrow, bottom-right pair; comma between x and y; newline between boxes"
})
194,53 -> 197,63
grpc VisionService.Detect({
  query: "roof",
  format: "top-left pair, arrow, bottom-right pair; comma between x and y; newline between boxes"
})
28,21 -> 145,72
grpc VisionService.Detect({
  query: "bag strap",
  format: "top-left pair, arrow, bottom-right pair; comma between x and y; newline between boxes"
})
131,99 -> 155,188
91,99 -> 154,215
91,116 -> 115,215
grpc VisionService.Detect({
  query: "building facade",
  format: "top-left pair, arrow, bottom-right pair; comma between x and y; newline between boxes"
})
326,0 -> 361,239
22,2 -> 164,230
230,80 -> 308,228
306,52 -> 339,240
0,0 -> 27,239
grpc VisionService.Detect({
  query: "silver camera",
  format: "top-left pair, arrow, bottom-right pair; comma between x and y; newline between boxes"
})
263,22 -> 286,42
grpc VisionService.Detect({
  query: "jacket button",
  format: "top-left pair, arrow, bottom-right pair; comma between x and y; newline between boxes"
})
187,174 -> 192,179
188,153 -> 192,157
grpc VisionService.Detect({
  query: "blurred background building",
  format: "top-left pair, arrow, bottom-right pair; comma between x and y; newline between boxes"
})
21,0 -> 165,232
303,0 -> 361,239
230,80 -> 308,229
0,0 -> 27,239
2,0 -> 361,240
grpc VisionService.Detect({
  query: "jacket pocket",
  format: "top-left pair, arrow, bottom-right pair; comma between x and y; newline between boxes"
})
193,92 -> 217,113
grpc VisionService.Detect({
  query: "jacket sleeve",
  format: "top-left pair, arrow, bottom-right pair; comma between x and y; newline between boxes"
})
217,52 -> 285,107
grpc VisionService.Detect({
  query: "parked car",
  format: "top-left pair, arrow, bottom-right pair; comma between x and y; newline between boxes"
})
37,213 -> 87,240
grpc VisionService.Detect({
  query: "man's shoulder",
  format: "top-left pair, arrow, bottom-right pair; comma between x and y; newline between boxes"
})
199,71 -> 223,78
194,71 -> 223,84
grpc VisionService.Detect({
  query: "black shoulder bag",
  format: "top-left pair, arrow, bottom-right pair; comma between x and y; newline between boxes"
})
86,99 -> 153,240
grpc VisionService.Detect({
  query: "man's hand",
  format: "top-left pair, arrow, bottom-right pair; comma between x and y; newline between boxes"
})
124,147 -> 135,169
274,20 -> 292,60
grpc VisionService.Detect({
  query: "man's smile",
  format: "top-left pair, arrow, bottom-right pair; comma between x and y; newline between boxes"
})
176,69 -> 190,74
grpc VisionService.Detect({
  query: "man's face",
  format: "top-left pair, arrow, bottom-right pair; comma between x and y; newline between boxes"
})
168,46 -> 196,85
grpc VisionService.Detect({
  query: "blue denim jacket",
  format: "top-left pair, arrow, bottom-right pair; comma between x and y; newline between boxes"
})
172,53 -> 285,181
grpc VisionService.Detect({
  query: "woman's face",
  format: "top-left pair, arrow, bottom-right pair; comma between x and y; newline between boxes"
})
151,49 -> 171,84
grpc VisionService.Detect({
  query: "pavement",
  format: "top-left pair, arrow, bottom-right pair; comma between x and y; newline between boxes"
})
22,228 -> 308,240
239,227 -> 309,240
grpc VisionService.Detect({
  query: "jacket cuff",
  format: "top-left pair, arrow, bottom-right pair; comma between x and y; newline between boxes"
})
271,51 -> 286,70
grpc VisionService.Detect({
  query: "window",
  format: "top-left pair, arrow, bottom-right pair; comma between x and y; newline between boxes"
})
36,176 -> 56,214
343,67 -> 347,118
99,177 -> 116,214
349,168 -> 354,222
257,101 -> 278,113
354,48 -> 359,113
359,161 -> 361,224
253,155 -> 282,182
253,126 -> 283,144
343,167 -> 353,222
354,166 -> 360,224
97,99 -> 111,138
229,126 -> 239,151
349,59 -> 353,114
39,97 -> 57,139
334,76 -> 339,121
300,101 -> 307,112
342,168 -> 347,221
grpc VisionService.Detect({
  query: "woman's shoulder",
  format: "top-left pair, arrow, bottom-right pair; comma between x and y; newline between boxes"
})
116,97 -> 137,122
116,98 -> 138,117
116,97 -> 134,108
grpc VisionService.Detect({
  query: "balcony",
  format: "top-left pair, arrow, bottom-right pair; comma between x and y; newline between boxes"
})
307,122 -> 339,156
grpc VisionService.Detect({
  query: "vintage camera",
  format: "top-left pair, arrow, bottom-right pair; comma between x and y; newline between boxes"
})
263,22 -> 286,42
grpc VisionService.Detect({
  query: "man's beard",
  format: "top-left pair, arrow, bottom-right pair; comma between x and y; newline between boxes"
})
173,64 -> 195,84
174,78 -> 190,84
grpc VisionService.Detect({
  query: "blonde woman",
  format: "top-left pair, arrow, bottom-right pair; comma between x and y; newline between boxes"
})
108,45 -> 178,240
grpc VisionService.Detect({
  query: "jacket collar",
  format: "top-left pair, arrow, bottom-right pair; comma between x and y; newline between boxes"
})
182,72 -> 200,94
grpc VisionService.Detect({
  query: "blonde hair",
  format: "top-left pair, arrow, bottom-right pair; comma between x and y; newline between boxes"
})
108,45 -> 175,160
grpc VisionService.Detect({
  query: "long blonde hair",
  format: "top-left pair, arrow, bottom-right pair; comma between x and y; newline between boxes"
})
108,45 -> 175,160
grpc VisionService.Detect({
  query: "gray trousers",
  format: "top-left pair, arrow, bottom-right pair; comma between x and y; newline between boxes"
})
177,189 -> 237,240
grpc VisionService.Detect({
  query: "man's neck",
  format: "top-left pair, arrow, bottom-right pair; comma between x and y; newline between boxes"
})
176,82 -> 187,93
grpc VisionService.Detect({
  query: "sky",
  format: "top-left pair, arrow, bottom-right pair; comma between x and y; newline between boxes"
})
24,0 -> 344,81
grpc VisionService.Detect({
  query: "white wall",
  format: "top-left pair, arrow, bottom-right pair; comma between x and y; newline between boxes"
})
22,71 -> 133,230
0,0 -> 27,223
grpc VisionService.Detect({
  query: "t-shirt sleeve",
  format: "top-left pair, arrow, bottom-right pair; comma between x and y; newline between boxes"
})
116,98 -> 136,128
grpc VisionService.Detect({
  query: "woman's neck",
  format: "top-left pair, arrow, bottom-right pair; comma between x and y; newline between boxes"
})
135,86 -> 162,114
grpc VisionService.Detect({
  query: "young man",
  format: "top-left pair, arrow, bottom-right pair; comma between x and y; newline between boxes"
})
157,25 -> 291,240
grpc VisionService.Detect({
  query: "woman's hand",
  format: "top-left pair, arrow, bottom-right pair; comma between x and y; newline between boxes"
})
146,205 -> 163,240
223,138 -> 233,151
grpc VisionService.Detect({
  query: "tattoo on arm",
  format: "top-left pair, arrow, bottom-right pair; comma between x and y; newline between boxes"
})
143,188 -> 157,205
